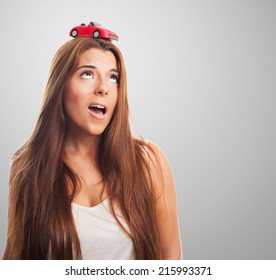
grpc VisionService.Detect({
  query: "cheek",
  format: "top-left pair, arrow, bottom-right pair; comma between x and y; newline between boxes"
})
112,87 -> 119,104
65,82 -> 79,103
109,91 -> 118,113
64,83 -> 86,112
63,94 -> 84,126
66,90 -> 78,104
64,91 -> 77,115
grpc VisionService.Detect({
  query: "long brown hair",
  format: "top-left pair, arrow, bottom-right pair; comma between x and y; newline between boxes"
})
5,37 -> 161,259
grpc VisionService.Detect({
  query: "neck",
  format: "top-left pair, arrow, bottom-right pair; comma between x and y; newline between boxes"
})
64,128 -> 101,162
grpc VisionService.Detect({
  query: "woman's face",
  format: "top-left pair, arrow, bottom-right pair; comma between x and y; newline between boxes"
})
64,48 -> 119,137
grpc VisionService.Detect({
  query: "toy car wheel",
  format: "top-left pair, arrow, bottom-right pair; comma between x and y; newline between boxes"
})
93,30 -> 100,38
71,29 -> 78,37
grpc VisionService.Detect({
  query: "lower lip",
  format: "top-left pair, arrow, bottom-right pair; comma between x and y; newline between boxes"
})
88,109 -> 107,120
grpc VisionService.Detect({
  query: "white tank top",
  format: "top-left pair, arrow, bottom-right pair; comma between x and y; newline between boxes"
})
71,199 -> 135,260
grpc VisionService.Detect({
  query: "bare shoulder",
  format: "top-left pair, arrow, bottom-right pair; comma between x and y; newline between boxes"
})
146,141 -> 171,168
145,140 -> 175,200
145,141 -> 182,259
146,140 -> 166,158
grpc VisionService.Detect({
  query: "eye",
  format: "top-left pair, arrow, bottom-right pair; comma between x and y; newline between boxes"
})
80,71 -> 94,79
109,74 -> 119,84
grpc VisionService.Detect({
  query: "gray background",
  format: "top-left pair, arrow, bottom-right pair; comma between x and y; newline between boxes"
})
0,0 -> 275,259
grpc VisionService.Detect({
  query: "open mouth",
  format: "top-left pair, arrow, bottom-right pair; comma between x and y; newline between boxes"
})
88,104 -> 106,116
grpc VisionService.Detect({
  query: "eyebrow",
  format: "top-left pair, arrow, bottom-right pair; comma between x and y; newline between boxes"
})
76,65 -> 119,73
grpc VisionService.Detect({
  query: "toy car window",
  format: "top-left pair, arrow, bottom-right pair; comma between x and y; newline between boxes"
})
91,22 -> 102,26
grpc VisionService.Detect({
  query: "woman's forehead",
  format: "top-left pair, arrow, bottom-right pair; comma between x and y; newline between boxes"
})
77,48 -> 117,70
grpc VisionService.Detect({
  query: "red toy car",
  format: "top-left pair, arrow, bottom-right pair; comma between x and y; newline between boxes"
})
69,22 -> 119,41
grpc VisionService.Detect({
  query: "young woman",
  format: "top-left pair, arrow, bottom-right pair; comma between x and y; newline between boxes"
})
3,36 -> 182,259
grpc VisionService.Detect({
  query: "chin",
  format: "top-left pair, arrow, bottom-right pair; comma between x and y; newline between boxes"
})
86,125 -> 108,136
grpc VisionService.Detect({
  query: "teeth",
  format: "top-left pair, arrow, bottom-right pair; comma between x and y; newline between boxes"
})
91,104 -> 105,109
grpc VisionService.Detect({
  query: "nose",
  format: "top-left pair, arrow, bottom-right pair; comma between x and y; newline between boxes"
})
94,78 -> 108,96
